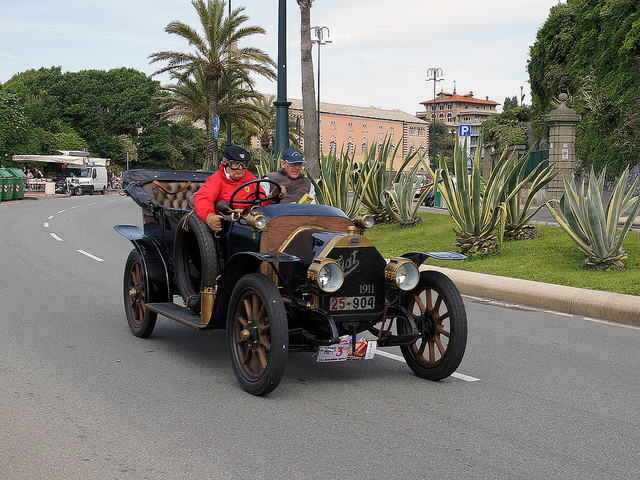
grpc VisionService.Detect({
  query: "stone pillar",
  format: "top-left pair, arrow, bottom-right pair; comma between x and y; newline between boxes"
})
542,93 -> 581,200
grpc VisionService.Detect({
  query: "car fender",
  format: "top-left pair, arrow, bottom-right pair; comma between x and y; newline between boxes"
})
114,225 -> 171,303
209,251 -> 300,329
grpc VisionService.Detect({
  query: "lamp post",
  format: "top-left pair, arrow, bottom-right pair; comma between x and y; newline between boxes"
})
227,0 -> 232,147
425,67 -> 444,167
311,26 -> 331,154
274,0 -> 291,158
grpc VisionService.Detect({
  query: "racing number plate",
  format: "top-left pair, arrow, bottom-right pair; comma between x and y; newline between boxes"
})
330,295 -> 375,311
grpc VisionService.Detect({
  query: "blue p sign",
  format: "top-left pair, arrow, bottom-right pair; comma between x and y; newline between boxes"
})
459,124 -> 471,136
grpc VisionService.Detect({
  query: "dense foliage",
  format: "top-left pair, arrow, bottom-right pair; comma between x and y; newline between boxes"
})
481,107 -> 531,154
1,67 -> 206,171
528,0 -> 640,177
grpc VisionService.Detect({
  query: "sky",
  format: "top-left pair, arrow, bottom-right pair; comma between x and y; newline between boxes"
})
1,0 -> 562,115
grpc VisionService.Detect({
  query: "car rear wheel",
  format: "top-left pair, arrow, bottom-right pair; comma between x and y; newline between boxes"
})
123,249 -> 157,338
399,270 -> 467,380
227,273 -> 288,396
74,186 -> 83,196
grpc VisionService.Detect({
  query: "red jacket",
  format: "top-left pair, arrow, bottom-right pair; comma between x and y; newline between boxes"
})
194,165 -> 261,221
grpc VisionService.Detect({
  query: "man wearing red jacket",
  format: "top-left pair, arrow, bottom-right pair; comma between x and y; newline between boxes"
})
194,145 -> 283,232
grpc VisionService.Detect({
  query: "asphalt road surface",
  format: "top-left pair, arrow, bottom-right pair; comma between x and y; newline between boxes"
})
1,194 -> 639,479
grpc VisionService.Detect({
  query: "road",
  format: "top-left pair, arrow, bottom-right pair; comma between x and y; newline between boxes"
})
1,194 -> 639,479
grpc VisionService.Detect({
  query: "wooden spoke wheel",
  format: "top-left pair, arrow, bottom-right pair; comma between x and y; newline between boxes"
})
227,273 -> 288,396
123,249 -> 157,338
399,270 -> 467,380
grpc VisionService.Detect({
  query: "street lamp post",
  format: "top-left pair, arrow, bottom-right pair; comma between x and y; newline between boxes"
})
227,0 -> 232,147
425,67 -> 444,168
311,26 -> 331,155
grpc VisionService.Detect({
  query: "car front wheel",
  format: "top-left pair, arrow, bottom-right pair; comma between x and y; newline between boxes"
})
399,270 -> 467,380
123,249 -> 157,338
227,273 -> 288,395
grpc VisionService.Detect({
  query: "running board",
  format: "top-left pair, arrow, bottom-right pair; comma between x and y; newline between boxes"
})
146,302 -> 205,329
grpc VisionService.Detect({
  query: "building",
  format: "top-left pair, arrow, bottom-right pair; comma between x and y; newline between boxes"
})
416,89 -> 500,162
286,98 -> 430,170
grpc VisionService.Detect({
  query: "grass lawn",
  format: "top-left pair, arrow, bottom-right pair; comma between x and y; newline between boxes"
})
367,212 -> 640,296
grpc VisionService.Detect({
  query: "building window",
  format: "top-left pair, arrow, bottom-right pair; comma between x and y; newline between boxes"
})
362,124 -> 367,133
439,113 -> 445,120
409,141 -> 415,154
419,143 -> 426,155
377,139 -> 383,154
409,126 -> 417,136
330,136 -> 337,154
389,140 -> 395,156
319,120 -> 322,129
362,138 -> 368,154
319,135 -> 323,152
390,126 -> 394,135
347,136 -> 354,154
330,121 -> 336,130
447,113 -> 452,122
348,123 -> 353,131
440,104 -> 444,110
379,125 -> 384,134
417,127 -> 425,137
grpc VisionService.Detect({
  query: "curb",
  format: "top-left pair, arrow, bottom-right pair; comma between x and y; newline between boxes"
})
424,265 -> 640,327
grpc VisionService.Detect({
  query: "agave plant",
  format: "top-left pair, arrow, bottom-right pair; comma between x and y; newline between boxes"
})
357,137 -> 402,222
546,166 -> 640,269
499,148 -> 558,240
380,158 -> 431,226
425,137 -> 533,254
308,149 -> 364,217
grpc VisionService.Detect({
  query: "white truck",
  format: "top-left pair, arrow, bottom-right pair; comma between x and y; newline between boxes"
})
64,163 -> 109,196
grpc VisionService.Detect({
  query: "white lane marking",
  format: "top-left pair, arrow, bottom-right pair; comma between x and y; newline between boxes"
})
71,205 -> 80,209
57,210 -> 66,214
582,316 -> 640,331
50,233 -> 64,242
105,199 -> 116,203
86,202 -> 96,206
544,310 -> 573,317
44,222 -> 49,228
48,215 -> 54,219
375,350 -> 480,382
77,250 -> 104,262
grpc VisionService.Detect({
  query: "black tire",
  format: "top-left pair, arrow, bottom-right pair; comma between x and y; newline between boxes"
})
174,213 -> 219,313
89,186 -> 94,196
123,249 -> 157,338
100,186 -> 107,195
399,270 -> 467,380
227,273 -> 288,396
74,186 -> 83,196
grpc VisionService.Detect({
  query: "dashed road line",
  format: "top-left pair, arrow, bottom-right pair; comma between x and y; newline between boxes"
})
375,350 -> 480,382
44,222 -> 49,228
582,316 -> 640,330
47,215 -> 54,220
77,250 -> 105,262
50,233 -> 64,242
57,210 -> 66,214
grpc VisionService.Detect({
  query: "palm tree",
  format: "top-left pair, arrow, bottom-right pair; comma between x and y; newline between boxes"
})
157,67 -> 264,144
297,0 -> 320,178
247,94 -> 301,154
149,0 -> 276,170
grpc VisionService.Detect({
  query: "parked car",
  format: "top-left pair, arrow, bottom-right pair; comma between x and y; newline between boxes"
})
415,176 -> 435,207
116,169 -> 468,395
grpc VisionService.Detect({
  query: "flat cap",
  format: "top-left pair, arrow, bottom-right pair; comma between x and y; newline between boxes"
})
224,145 -> 251,162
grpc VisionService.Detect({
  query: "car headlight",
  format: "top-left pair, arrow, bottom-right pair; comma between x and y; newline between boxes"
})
353,214 -> 375,229
307,258 -> 344,293
385,257 -> 420,291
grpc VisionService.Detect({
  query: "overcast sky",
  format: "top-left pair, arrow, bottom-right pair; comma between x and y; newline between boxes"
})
1,0 -> 562,115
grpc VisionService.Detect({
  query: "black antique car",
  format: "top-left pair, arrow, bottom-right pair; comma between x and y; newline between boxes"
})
116,169 -> 468,395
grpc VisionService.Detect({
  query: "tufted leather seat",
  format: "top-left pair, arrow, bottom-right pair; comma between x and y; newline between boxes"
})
142,181 -> 204,210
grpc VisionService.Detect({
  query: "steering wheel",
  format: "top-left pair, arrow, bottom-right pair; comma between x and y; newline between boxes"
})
228,179 -> 282,210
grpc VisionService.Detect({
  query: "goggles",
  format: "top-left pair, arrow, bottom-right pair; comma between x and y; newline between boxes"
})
226,160 -> 247,170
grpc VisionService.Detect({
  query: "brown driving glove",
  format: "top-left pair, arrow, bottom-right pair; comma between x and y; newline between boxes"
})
206,213 -> 223,232
278,186 -> 287,200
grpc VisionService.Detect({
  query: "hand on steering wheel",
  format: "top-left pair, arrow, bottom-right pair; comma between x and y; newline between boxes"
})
227,179 -> 283,210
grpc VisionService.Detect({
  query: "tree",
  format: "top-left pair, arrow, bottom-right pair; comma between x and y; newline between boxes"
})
527,0 -> 640,177
481,107 -> 531,154
149,0 -> 276,170
503,95 -> 519,111
297,0 -> 320,178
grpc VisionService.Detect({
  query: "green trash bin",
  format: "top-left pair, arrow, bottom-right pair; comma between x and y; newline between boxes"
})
5,168 -> 27,199
0,169 -> 13,201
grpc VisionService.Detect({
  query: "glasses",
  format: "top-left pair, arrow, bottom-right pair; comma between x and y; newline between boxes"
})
287,162 -> 304,167
226,160 -> 247,170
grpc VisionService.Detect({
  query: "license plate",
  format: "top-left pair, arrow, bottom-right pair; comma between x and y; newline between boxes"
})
330,295 -> 375,311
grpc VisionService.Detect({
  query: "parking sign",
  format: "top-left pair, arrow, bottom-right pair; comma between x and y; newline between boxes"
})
459,124 -> 471,136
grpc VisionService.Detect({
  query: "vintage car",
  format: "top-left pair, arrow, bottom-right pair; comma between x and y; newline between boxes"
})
116,169 -> 468,395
